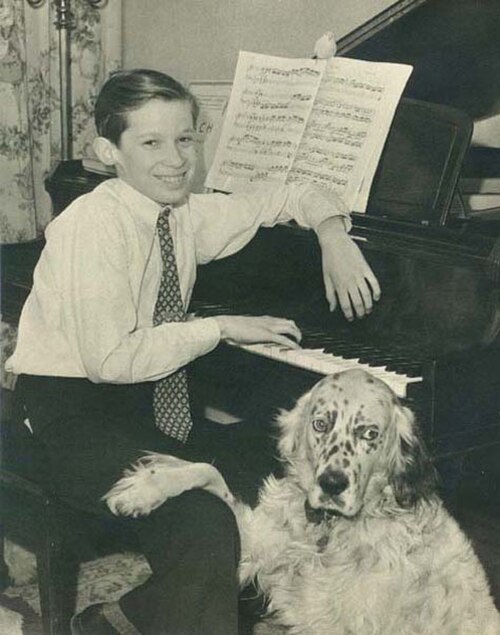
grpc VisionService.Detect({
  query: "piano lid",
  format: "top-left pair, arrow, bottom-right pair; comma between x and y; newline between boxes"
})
337,0 -> 500,121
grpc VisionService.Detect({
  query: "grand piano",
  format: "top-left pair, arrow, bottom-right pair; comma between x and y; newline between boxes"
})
187,0 -> 500,495
2,0 -> 500,496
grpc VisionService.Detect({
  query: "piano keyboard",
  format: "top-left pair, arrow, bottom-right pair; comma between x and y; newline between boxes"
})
234,342 -> 422,398
192,300 -> 424,397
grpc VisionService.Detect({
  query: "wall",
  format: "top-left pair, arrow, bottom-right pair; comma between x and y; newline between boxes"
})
122,0 -> 397,84
121,0 -> 500,147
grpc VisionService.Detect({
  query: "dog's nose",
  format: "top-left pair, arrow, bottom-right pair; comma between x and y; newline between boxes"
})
318,469 -> 349,496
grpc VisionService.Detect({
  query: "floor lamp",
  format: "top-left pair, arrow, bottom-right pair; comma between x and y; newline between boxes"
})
26,0 -> 106,161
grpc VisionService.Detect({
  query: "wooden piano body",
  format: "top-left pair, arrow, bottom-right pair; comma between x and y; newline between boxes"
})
2,0 -> 500,497
188,217 -> 500,462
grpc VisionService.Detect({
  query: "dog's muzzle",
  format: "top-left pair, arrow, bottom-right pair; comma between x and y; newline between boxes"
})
304,500 -> 341,524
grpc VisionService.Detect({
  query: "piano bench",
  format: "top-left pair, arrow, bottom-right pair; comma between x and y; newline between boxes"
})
0,390 -> 75,634
0,390 -> 142,635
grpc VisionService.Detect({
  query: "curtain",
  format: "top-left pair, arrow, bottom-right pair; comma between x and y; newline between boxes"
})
0,0 -> 122,244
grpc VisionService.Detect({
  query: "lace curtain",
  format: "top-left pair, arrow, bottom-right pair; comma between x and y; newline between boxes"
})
0,0 -> 122,243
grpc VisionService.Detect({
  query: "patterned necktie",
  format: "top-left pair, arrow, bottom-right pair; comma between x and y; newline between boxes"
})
152,205 -> 193,442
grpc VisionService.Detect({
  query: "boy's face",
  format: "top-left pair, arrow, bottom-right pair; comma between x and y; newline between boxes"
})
112,98 -> 197,205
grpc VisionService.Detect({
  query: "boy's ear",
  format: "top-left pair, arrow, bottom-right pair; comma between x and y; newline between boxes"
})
92,137 -> 120,166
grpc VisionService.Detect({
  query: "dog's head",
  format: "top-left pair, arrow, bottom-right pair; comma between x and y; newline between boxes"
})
276,369 -> 436,518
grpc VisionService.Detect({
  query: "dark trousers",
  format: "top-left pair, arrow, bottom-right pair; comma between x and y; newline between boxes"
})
16,374 -> 279,635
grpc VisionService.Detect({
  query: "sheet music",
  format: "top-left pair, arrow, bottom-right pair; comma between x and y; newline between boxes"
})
287,58 -> 412,211
350,61 -> 413,211
206,51 -> 412,212
206,52 -> 325,192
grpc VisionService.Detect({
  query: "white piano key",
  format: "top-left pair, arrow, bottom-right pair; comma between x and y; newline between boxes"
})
236,343 -> 422,398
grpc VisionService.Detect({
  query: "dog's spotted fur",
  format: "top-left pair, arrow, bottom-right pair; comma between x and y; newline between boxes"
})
234,369 -> 500,635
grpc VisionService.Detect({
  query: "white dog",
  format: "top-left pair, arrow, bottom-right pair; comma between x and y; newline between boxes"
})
234,369 -> 500,634
103,370 -> 499,634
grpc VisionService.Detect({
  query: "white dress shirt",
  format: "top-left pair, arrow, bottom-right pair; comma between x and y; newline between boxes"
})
6,178 -> 349,384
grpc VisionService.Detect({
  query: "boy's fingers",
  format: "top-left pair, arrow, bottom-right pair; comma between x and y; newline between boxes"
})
358,282 -> 375,315
337,290 -> 354,322
329,293 -> 338,313
350,288 -> 369,319
324,277 -> 335,310
271,333 -> 301,349
367,271 -> 382,301
275,320 -> 302,343
262,317 -> 301,342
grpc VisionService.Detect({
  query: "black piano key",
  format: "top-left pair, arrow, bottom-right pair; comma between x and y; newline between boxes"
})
359,353 -> 400,365
323,342 -> 380,357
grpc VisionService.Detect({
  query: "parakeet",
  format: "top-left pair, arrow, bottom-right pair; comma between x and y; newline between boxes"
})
313,31 -> 337,59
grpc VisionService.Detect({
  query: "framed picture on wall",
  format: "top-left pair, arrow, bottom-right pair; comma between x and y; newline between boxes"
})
189,80 -> 233,192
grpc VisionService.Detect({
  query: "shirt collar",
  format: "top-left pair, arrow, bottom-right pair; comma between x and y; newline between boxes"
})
110,178 -> 188,227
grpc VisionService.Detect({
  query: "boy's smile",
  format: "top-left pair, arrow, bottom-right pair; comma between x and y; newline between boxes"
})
111,99 -> 197,205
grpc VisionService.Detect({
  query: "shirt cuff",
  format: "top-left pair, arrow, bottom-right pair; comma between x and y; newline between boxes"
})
192,316 -> 221,352
296,184 -> 352,233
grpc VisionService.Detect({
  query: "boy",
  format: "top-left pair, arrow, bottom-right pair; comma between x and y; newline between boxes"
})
6,69 -> 380,634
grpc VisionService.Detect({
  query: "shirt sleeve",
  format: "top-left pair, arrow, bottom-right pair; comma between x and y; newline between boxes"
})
53,202 -> 220,384
190,182 -> 351,265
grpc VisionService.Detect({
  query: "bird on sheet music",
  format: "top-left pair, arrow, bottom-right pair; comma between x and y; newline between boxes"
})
313,30 -> 338,59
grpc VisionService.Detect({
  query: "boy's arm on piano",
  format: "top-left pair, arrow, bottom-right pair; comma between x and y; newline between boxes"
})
316,217 -> 381,321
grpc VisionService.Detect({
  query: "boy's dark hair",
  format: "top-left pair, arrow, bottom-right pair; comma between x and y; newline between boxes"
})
94,69 -> 199,145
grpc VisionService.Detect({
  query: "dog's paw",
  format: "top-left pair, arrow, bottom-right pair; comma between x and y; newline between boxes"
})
102,453 -> 234,517
103,474 -> 159,517
102,454 -> 179,517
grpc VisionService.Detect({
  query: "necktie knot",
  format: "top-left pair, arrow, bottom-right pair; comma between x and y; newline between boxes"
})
160,203 -> 172,217
156,205 -> 172,237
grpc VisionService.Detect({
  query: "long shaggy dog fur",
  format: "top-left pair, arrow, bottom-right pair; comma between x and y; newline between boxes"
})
235,369 -> 500,635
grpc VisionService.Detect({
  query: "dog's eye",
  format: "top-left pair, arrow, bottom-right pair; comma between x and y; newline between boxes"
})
312,418 -> 328,433
357,427 -> 379,441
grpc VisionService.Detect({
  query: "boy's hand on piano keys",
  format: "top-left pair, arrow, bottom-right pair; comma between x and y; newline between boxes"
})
317,221 -> 381,321
214,315 -> 302,349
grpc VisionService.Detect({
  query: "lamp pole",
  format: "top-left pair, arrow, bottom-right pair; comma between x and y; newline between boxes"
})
26,0 -> 106,161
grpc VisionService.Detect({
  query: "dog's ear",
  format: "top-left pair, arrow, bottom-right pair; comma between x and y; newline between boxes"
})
275,391 -> 311,460
388,403 -> 437,508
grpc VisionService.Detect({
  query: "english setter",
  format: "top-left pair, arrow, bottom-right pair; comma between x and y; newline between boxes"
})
235,369 -> 500,634
103,369 -> 499,634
